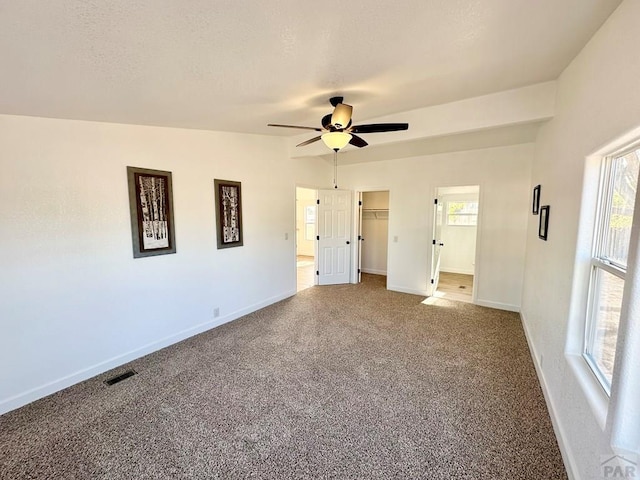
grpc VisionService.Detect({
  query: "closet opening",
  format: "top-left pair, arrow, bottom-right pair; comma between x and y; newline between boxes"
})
358,190 -> 390,285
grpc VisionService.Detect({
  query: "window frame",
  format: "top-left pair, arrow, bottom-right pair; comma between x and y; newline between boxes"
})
445,200 -> 478,227
583,144 -> 639,395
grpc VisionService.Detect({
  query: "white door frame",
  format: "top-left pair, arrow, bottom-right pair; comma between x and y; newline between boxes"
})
295,184 -> 320,288
351,187 -> 391,285
429,185 -> 482,303
430,194 -> 444,296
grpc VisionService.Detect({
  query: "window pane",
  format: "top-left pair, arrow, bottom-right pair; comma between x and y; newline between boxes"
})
602,150 -> 640,268
447,214 -> 477,226
447,201 -> 478,226
447,201 -> 478,215
588,268 -> 624,388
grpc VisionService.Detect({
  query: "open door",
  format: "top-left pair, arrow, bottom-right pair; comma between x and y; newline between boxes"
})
430,196 -> 444,295
317,189 -> 352,285
357,192 -> 363,283
430,185 -> 479,303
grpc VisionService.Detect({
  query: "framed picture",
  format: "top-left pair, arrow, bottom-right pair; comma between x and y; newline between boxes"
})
538,205 -> 550,240
214,179 -> 243,249
532,184 -> 541,215
127,166 -> 176,258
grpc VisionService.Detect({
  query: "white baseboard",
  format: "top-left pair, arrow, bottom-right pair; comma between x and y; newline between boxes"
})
0,289 -> 296,416
387,284 -> 429,296
440,268 -> 475,275
361,268 -> 387,275
475,299 -> 520,312
520,311 -> 578,480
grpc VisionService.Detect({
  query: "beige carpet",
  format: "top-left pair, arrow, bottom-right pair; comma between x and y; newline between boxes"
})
0,274 -> 567,479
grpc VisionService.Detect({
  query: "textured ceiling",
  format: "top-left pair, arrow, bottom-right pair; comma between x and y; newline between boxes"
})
0,0 -> 621,136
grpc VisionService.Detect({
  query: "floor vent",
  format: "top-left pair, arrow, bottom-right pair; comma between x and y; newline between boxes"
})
104,369 -> 137,386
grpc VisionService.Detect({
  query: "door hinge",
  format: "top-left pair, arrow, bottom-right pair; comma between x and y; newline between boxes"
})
432,239 -> 436,245
359,200 -> 362,206
316,199 -> 320,205
430,278 -> 434,284
358,235 -> 362,240
358,268 -> 361,274
316,270 -> 319,276
316,235 -> 320,241
434,198 -> 438,205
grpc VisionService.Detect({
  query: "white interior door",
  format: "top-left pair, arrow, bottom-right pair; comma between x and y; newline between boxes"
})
317,189 -> 352,285
357,192 -> 363,283
430,196 -> 444,295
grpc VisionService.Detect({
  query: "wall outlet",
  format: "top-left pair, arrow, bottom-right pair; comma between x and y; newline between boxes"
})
213,307 -> 220,318
393,235 -> 399,243
285,232 -> 289,240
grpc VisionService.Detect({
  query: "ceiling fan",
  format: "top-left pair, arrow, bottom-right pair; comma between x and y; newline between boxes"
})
268,96 -> 409,151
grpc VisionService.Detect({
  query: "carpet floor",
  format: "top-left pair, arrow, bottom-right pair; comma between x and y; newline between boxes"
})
0,274 -> 567,479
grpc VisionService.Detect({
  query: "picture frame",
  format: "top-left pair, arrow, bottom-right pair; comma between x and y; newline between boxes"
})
214,179 -> 243,249
538,205 -> 550,240
532,184 -> 541,215
127,166 -> 176,258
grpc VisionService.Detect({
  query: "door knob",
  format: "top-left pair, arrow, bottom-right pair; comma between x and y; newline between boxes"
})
439,242 -> 444,246
346,241 -> 350,245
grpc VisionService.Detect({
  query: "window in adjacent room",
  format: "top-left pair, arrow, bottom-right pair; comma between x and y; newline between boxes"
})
584,144 -> 640,394
446,200 -> 478,226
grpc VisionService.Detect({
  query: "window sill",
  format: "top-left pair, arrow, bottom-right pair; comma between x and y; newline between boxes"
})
566,353 -> 609,430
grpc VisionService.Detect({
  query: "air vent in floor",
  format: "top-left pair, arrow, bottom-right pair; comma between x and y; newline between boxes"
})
104,369 -> 137,386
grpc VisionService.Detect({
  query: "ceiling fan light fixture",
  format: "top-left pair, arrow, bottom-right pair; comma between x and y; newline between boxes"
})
331,103 -> 353,129
321,131 -> 352,151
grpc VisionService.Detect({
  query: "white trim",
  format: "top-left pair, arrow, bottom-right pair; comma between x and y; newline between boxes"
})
566,354 -> 609,431
351,186 -> 392,285
361,268 -> 387,275
521,312 -> 579,480
387,284 -> 428,296
474,299 -> 520,312
440,267 -> 475,275
0,289 -> 296,416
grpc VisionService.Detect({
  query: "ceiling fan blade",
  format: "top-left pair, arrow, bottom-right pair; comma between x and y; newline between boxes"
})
349,134 -> 368,148
268,123 -> 322,132
331,103 -> 353,129
350,123 -> 409,134
296,136 -> 322,147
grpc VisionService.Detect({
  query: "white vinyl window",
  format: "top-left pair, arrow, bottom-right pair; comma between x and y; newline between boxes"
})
446,201 -> 478,226
584,145 -> 640,393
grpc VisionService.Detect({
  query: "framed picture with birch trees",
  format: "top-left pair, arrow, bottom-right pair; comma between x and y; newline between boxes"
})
127,166 -> 176,258
214,179 -> 243,249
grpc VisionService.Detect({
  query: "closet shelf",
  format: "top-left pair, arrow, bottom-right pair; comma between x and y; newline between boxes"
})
362,208 -> 389,219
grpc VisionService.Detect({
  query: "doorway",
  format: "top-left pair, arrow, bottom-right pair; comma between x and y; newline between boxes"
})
353,190 -> 390,286
430,185 -> 479,304
360,191 -> 390,278
296,187 -> 317,292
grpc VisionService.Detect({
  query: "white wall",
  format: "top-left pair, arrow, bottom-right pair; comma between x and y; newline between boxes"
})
520,1 -> 640,478
0,114 -> 326,414
439,192 -> 478,275
340,143 -> 532,311
361,191 -> 389,275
